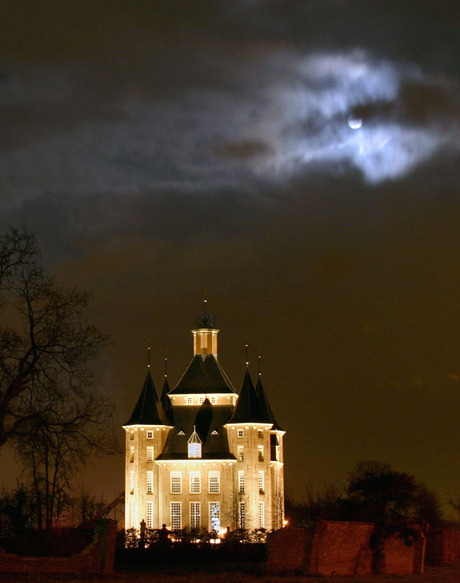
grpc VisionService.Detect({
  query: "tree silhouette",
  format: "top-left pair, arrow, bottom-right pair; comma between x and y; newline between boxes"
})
0,226 -> 117,529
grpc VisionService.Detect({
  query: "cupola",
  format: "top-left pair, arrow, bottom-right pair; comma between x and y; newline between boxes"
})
192,301 -> 218,357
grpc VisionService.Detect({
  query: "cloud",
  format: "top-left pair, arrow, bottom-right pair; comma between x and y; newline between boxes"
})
0,9 -> 458,219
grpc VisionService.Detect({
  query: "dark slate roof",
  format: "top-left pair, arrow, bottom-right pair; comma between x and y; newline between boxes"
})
160,377 -> 172,421
230,369 -> 272,424
194,308 -> 215,329
124,371 -> 171,426
169,354 -> 236,395
157,400 -> 235,460
256,376 -> 283,431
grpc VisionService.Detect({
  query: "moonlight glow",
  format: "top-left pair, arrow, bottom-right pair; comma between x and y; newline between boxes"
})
348,116 -> 363,129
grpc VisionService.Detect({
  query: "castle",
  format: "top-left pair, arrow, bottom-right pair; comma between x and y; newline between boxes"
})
123,308 -> 285,534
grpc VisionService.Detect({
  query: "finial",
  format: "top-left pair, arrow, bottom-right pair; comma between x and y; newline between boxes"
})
164,357 -> 168,378
194,295 -> 216,329
147,346 -> 151,369
245,343 -> 249,368
258,354 -> 262,376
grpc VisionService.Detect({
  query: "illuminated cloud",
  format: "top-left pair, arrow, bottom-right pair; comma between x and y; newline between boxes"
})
0,49 -> 458,213
253,51 -> 459,183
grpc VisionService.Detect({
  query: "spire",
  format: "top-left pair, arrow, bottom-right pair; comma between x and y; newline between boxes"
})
231,368 -> 268,423
124,369 -> 170,426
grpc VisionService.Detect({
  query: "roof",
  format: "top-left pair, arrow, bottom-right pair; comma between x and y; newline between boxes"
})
256,376 -> 283,431
230,368 -> 273,424
169,354 -> 237,395
124,370 -> 171,426
194,308 -> 216,329
157,399 -> 235,460
160,377 -> 172,421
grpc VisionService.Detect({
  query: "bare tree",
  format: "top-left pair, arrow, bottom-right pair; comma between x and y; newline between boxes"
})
0,226 -> 118,529
0,226 -> 107,448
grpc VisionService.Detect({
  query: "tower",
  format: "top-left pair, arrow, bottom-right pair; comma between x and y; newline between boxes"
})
123,308 -> 285,534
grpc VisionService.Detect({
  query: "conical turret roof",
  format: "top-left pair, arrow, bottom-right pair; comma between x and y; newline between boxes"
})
160,376 -> 172,420
256,376 -> 283,430
124,370 -> 171,426
230,368 -> 271,424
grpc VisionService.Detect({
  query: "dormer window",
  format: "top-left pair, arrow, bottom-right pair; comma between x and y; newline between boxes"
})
188,426 -> 202,459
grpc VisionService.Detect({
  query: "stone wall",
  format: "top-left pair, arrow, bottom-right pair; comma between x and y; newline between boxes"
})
0,519 -> 117,576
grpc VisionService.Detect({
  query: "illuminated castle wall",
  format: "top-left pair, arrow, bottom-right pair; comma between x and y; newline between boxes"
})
123,310 -> 285,534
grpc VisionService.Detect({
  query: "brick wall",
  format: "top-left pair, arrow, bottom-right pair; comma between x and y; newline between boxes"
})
0,519 -> 117,576
426,528 -> 460,564
383,535 -> 415,574
309,521 -> 374,576
266,527 -> 313,574
266,521 -> 427,576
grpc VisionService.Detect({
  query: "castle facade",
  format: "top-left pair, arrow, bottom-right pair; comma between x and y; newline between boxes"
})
123,310 -> 285,534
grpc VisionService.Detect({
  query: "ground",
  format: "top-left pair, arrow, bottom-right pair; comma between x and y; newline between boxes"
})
2,561 -> 460,583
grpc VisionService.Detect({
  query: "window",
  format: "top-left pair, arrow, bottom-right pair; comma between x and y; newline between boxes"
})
239,502 -> 245,529
238,446 -> 244,461
188,442 -> 202,458
190,502 -> 201,530
198,396 -> 205,404
209,471 -> 220,493
130,446 -> 134,462
171,502 -> 181,530
130,470 -> 135,493
259,470 -> 264,494
259,501 -> 265,529
238,471 -> 245,493
147,430 -> 153,439
271,433 -> 280,461
209,502 -> 220,532
258,430 -> 263,438
210,396 -> 217,404
188,426 -> 202,458
171,471 -> 182,494
186,396 -> 193,405
189,471 -> 201,493
131,500 -> 136,528
130,431 -> 134,440
258,445 -> 264,462
147,471 -> 153,494
237,428 -> 244,438
146,501 -> 153,528
147,446 -> 154,461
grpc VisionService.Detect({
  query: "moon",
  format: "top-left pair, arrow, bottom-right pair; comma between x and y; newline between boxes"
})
348,115 -> 363,129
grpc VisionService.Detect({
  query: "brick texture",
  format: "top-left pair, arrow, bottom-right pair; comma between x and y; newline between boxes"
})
0,519 -> 117,576
426,528 -> 460,564
266,521 -> 429,576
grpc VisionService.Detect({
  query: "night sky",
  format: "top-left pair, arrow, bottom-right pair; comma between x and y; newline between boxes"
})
1,1 -> 459,512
